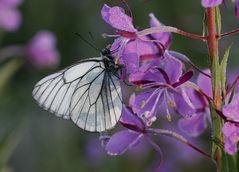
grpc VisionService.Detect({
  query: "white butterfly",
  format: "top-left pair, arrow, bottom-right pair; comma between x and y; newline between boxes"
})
32,48 -> 123,132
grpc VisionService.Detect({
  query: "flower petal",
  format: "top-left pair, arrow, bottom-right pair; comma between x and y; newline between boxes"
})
149,13 -> 171,48
101,4 -> 136,32
132,90 -> 163,118
26,31 -> 60,68
163,51 -> 183,84
0,7 -> 21,32
201,0 -> 223,8
197,69 -> 212,98
173,90 -> 195,117
120,105 -> 145,131
0,0 -> 23,7
223,93 -> 239,121
178,113 -> 208,137
106,130 -> 143,155
222,122 -> 239,155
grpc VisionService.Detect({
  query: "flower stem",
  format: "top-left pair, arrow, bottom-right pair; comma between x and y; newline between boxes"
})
147,128 -> 212,160
219,27 -> 239,39
0,45 -> 25,63
137,26 -> 207,41
207,7 -> 222,109
207,7 -> 224,170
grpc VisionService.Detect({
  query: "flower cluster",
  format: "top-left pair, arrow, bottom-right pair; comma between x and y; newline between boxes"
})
100,4 -> 239,167
100,4 -> 210,161
0,0 -> 60,69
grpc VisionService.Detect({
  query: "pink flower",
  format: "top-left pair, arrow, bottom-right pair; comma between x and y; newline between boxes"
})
26,31 -> 60,68
0,0 -> 22,32
101,4 -> 171,74
201,0 -> 223,7
222,93 -> 239,155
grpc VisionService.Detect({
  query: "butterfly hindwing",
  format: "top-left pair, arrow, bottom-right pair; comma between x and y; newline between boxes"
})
32,57 -> 123,132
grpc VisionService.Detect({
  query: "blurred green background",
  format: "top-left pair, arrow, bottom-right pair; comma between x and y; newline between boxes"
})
0,0 -> 238,171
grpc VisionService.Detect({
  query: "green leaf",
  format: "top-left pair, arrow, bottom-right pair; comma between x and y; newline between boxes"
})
212,53 -> 221,96
0,58 -> 24,93
0,119 -> 28,169
202,12 -> 208,37
221,152 -> 238,172
215,6 -> 222,35
220,44 -> 233,99
0,165 -> 13,172
210,103 -> 223,158
228,87 -> 235,104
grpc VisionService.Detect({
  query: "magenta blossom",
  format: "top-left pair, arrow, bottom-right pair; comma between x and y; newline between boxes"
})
0,0 -> 22,32
222,93 -> 239,155
129,51 -> 195,121
105,106 -> 145,155
178,69 -> 211,137
26,31 -> 60,68
201,0 -> 223,7
101,4 -> 171,73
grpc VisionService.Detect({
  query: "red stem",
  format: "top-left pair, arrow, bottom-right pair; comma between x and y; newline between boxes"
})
219,27 -> 239,39
147,128 -> 212,160
176,29 -> 208,41
207,7 -> 222,108
207,8 -> 218,64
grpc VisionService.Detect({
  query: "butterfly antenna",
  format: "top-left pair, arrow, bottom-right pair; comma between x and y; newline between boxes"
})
120,0 -> 133,19
88,32 -> 95,41
75,32 -> 101,52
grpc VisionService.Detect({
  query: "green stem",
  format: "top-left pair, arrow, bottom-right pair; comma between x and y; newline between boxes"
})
207,7 -> 223,170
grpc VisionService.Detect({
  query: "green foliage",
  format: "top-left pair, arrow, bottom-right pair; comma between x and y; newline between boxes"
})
215,6 -> 222,35
0,59 -> 24,94
0,118 -> 27,170
220,44 -> 233,99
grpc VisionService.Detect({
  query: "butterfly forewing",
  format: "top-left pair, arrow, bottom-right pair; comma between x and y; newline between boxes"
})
32,57 -> 123,132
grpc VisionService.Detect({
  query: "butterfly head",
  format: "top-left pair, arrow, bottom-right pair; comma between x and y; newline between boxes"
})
101,48 -> 112,57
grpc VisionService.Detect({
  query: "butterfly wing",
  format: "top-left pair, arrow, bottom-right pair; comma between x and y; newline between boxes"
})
32,57 -> 122,132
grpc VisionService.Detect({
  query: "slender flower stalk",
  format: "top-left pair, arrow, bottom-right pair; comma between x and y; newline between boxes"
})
147,128 -> 212,160
219,27 -> 239,39
137,26 -> 207,41
206,7 -> 226,171
207,7 -> 221,108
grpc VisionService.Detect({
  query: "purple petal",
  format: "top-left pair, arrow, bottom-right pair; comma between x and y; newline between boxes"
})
128,64 -> 165,84
173,90 -> 195,117
172,70 -> 193,88
184,86 -> 208,109
0,7 -> 21,32
197,69 -> 213,98
163,51 -> 183,84
223,93 -> 239,121
85,138 -> 106,166
149,13 -> 171,49
0,0 -> 23,7
235,0 -> 239,17
101,4 -> 136,32
120,106 -> 145,131
178,113 -> 208,137
26,31 -> 60,68
106,130 -> 143,155
121,38 -> 159,73
124,38 -> 159,57
201,0 -> 223,7
222,122 -> 239,155
132,90 -> 163,118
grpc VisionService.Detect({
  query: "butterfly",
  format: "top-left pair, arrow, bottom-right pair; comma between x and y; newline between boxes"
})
32,48 -> 123,132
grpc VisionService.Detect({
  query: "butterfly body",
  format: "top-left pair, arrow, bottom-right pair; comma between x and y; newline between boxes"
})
33,50 -> 123,132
